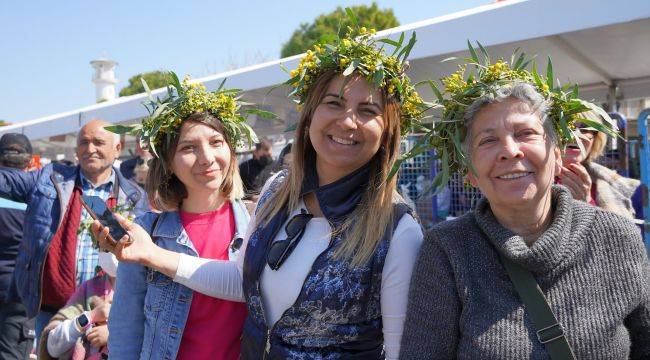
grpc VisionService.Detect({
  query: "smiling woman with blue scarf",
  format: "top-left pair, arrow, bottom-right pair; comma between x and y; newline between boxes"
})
94,24 -> 426,359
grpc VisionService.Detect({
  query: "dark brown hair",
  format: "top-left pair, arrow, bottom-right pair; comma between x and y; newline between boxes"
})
145,112 -> 244,211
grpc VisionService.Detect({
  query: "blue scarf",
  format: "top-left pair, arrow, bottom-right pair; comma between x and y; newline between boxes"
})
300,152 -> 372,225
243,154 -> 374,288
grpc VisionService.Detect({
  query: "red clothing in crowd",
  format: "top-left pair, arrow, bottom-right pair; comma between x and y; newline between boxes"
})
176,202 -> 247,360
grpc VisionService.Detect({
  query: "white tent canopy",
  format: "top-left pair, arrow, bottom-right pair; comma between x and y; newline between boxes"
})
3,0 -> 649,153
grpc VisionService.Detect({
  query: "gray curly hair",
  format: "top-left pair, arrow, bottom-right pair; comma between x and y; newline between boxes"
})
462,81 -> 557,155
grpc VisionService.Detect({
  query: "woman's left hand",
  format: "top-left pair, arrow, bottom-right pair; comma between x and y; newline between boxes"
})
559,163 -> 593,203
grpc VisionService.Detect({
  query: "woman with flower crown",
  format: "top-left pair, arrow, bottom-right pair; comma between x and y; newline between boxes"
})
95,23 -> 427,359
399,46 -> 650,359
98,76 -> 267,359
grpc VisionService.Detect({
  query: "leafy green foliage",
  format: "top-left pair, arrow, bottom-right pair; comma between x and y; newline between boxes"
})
280,2 -> 399,58
391,41 -> 619,191
107,72 -> 276,159
118,71 -> 173,97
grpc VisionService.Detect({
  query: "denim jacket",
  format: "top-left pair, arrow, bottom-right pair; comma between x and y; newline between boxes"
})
0,163 -> 148,317
108,199 -> 250,360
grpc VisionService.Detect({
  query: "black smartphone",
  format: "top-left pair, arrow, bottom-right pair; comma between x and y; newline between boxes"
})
81,195 -> 129,245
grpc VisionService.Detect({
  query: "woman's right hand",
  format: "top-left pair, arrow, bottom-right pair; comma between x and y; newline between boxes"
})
91,214 -> 156,266
559,163 -> 593,203
91,214 -> 182,278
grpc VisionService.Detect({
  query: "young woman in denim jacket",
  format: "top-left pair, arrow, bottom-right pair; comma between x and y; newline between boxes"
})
97,78 -> 261,360
97,29 -> 425,359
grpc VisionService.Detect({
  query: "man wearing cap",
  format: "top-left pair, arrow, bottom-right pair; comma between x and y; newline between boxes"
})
0,133 -> 36,359
0,120 -> 149,342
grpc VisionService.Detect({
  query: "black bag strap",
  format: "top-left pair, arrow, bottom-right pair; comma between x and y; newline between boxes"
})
498,254 -> 576,360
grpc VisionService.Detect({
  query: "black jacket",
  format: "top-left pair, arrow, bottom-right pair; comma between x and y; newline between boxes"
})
0,197 -> 25,302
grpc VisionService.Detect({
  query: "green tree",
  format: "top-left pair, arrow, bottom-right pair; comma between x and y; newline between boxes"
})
280,2 -> 399,58
119,71 -> 172,97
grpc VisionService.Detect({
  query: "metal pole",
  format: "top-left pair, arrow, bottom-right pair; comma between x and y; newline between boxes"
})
609,112 -> 628,176
429,149 -> 438,224
607,84 -> 618,113
636,108 -> 650,252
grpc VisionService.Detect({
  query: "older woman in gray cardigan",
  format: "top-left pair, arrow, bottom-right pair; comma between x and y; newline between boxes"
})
400,81 -> 650,359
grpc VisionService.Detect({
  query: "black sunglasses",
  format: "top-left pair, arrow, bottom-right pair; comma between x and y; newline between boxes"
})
267,210 -> 313,271
230,237 -> 243,252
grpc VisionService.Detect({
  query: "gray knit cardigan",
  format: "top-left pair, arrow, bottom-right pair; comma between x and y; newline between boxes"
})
400,185 -> 649,359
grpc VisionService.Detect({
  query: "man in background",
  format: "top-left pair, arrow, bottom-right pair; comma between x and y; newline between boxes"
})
239,138 -> 273,194
0,120 -> 149,342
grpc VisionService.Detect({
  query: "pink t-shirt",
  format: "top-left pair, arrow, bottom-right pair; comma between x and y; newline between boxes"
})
176,202 -> 247,360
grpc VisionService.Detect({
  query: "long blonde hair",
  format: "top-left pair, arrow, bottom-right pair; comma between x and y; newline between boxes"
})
255,71 -> 403,267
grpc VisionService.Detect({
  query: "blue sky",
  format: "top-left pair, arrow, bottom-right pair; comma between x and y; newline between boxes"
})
0,0 -> 486,123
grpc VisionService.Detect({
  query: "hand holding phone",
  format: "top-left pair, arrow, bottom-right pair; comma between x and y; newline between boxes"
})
89,204 -> 164,267
81,195 -> 129,246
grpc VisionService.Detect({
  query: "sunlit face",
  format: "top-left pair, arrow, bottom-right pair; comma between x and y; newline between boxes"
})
170,121 -> 231,197
466,98 -> 562,209
77,123 -> 121,178
562,125 -> 596,164
309,74 -> 385,181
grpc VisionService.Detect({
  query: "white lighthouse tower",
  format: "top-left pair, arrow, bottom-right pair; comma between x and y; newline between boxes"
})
90,57 -> 118,102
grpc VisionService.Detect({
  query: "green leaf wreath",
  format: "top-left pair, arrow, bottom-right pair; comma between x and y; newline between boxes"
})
283,7 -> 434,137
106,72 -> 276,159
391,41 -> 619,190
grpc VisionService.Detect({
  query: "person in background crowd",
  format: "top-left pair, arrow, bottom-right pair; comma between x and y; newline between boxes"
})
0,133 -> 36,360
97,75 -> 255,360
0,119 -> 149,344
119,139 -> 150,182
95,24 -> 426,359
559,109 -> 644,227
132,156 -> 151,188
39,252 -> 118,360
400,53 -> 649,358
253,142 -> 293,191
238,138 -> 273,194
